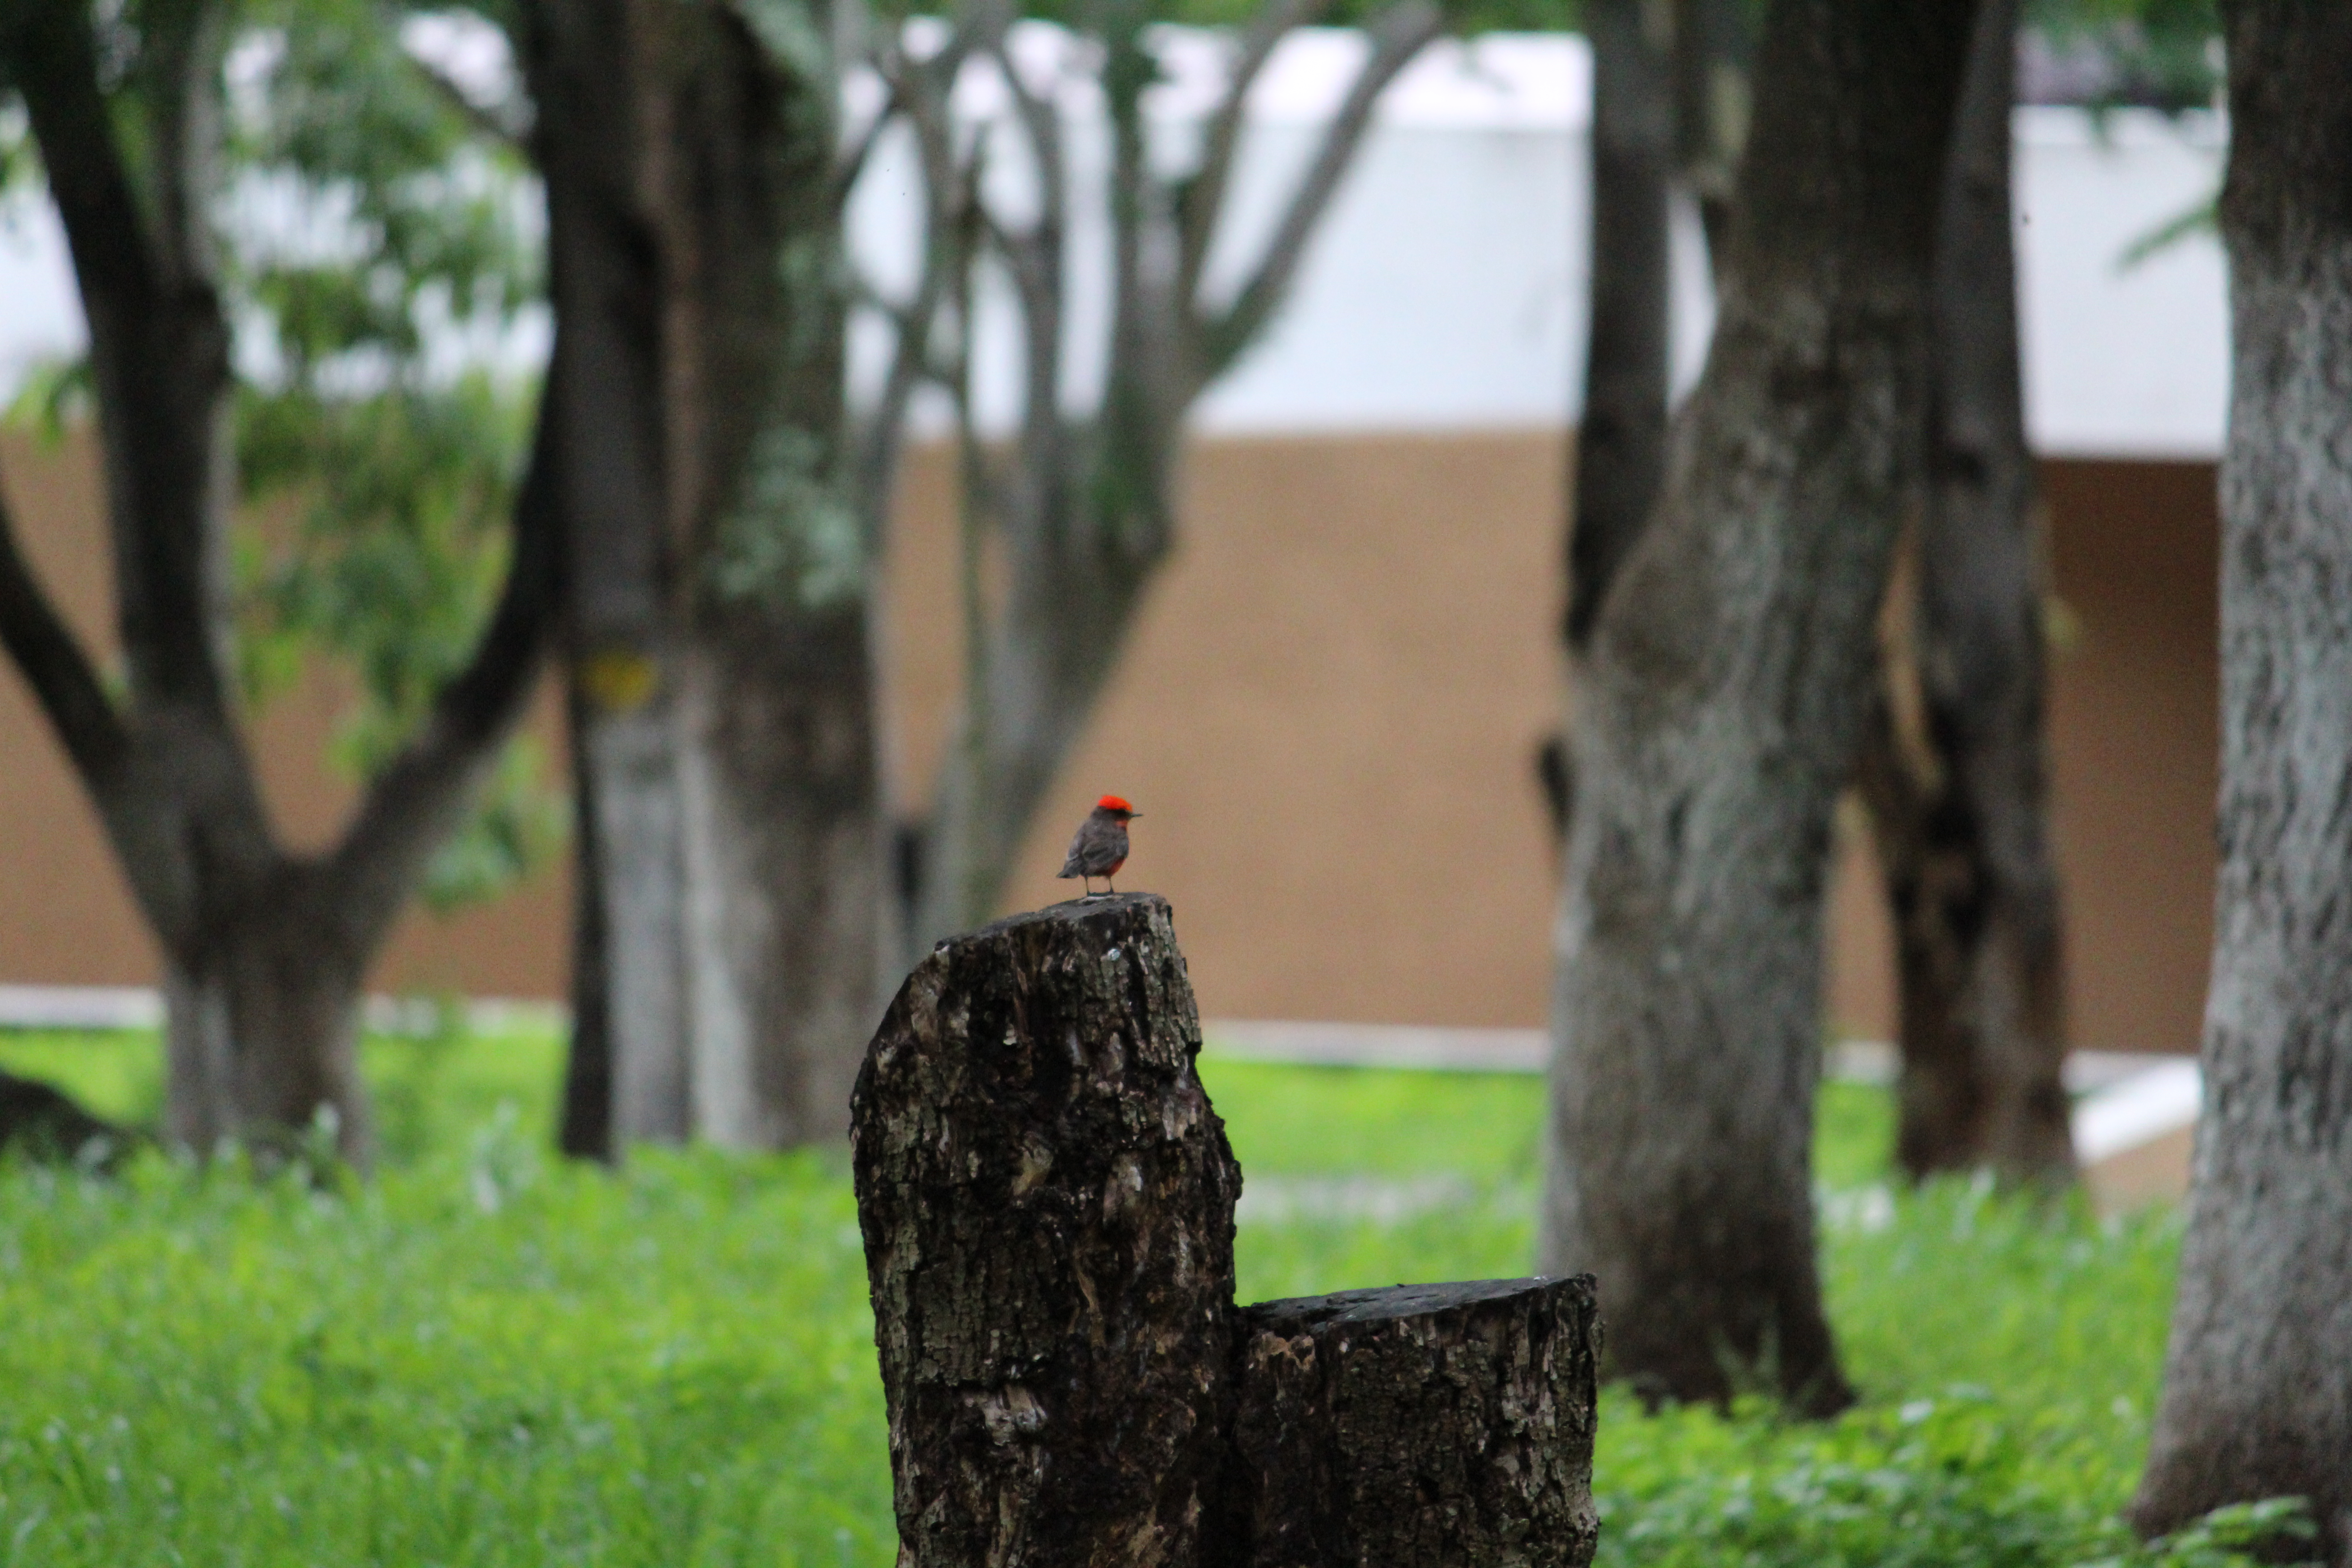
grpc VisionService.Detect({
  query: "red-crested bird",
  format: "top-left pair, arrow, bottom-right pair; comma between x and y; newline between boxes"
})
1059,795 -> 1139,897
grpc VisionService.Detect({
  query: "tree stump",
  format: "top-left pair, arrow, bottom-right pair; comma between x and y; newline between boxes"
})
852,894 -> 1242,1568
0,1070 -> 122,1162
1225,1279 -> 1602,1568
852,893 -> 1600,1568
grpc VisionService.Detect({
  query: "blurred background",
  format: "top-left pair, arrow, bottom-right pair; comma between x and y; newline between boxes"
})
0,27 -> 2225,1051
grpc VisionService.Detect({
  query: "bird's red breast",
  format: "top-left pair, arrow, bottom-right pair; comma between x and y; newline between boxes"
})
1059,811 -> 1131,878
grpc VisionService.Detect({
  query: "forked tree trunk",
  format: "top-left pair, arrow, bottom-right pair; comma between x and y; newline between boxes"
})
162,883 -> 369,1155
0,0 -> 557,1163
1544,0 -> 1745,841
1856,0 -> 2073,1187
1542,0 -> 1977,1413
2130,5 -> 2352,1556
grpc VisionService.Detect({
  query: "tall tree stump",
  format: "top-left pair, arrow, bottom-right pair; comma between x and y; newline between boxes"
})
852,894 -> 1242,1568
1227,1279 -> 1602,1568
853,893 -> 1601,1568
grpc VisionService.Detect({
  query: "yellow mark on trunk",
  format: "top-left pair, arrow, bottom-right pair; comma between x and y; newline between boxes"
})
582,647 -> 660,714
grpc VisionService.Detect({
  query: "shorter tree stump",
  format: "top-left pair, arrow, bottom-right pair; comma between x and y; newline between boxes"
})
1226,1278 -> 1602,1568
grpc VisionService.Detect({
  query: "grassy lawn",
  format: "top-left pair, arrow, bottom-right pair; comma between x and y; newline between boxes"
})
0,1025 -> 2263,1567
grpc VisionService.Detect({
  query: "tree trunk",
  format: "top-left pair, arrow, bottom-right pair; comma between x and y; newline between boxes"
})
1567,0 -> 1675,659
852,893 -> 1242,1568
584,699 -> 698,1143
677,602 -> 878,1147
527,0 -> 871,1153
558,672 -> 616,1161
1671,0 -> 1752,278
0,0 -> 557,1163
159,866 -> 390,1158
1226,1278 -> 1601,1568
1541,0 -> 1977,1414
2130,5 -> 2352,1556
854,893 -> 1602,1568
1856,0 -> 2072,1188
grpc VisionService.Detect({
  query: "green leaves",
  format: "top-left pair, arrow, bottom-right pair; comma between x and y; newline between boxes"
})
2026,0 -> 2222,112
220,0 -> 556,909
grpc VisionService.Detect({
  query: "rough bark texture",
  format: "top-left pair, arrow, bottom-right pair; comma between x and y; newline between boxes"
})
852,894 -> 1240,1568
0,0 -> 556,1160
1542,0 -> 1977,1413
525,0 -> 874,1153
1227,1278 -> 1601,1568
1855,0 -> 2073,1188
1567,0 -> 1674,658
2130,5 -> 2352,1558
1671,0 -> 1752,278
1544,0 -> 1753,844
854,895 -> 1601,1568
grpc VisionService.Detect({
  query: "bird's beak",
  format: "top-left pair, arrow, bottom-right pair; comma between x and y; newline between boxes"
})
1127,812 -> 1142,819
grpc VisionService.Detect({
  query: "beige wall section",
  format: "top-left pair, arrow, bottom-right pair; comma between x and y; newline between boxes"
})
0,431 -> 570,998
896,433 -> 1572,1029
1745,460 -> 2222,1053
892,440 -> 2222,1049
3,429 -> 2219,1051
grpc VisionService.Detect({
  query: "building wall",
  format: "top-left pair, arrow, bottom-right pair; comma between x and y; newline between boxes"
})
1,429 -> 2220,1051
0,431 -> 571,999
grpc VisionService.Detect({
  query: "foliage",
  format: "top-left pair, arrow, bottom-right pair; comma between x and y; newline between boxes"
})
2026,0 -> 2221,112
0,1032 -> 2310,1567
224,0 -> 560,910
0,0 -> 558,912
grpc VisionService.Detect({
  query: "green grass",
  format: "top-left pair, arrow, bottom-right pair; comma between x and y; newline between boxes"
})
0,1026 -> 2277,1567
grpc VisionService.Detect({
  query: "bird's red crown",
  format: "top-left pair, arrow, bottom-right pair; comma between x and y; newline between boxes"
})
1096,794 -> 1135,815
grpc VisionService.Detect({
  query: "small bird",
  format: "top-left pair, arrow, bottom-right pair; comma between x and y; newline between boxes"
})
1058,795 -> 1140,898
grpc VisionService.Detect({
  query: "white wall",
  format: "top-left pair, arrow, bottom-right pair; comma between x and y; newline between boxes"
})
0,28 -> 2230,458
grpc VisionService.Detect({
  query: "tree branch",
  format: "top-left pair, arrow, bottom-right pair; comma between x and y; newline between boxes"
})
1193,0 -> 1439,382
0,470 -> 132,816
6,0 -> 238,691
0,463 -> 205,948
833,74 -> 899,212
407,48 -> 529,147
980,28 -> 1068,479
321,382 -> 563,960
852,33 -> 973,536
1176,0 -> 1325,312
